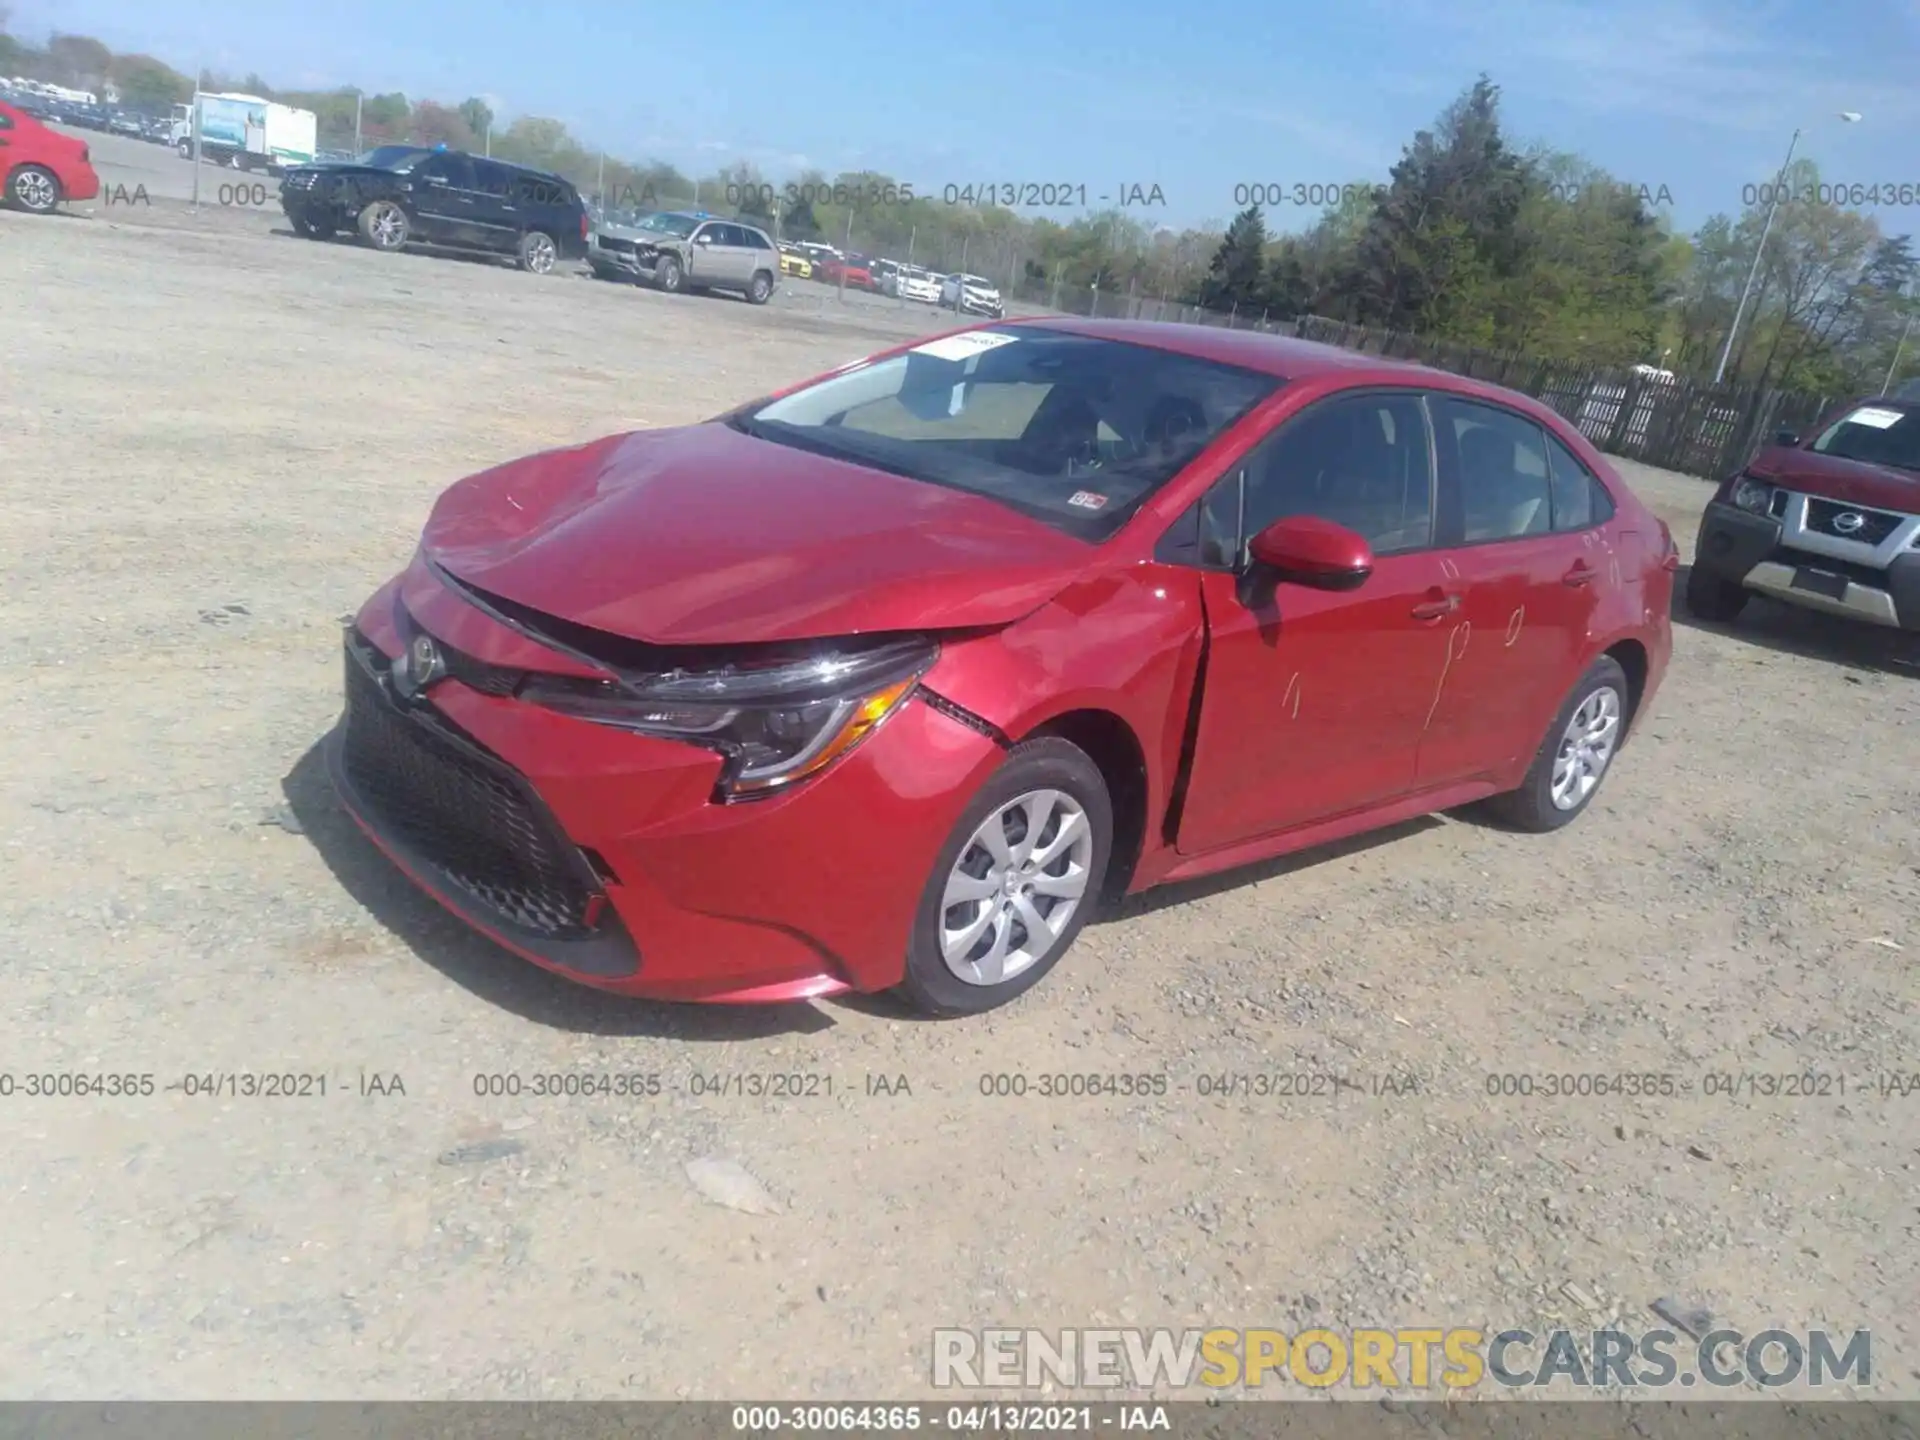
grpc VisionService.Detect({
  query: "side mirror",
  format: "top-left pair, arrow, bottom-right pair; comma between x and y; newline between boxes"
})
1774,428 -> 1800,447
1247,515 -> 1374,591
695,233 -> 713,245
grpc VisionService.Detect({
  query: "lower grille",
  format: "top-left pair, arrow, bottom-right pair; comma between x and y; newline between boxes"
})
340,636 -> 600,938
1806,498 -> 1902,545
597,235 -> 636,253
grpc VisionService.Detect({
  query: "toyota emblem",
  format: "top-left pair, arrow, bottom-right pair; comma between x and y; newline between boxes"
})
1832,511 -> 1866,535
391,633 -> 444,700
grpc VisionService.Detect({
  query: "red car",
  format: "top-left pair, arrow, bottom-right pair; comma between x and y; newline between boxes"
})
819,255 -> 875,289
331,320 -> 1674,1015
1687,396 -> 1920,632
0,99 -> 100,213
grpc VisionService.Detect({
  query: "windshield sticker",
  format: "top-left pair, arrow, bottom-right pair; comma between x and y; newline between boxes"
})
911,331 -> 1020,363
1844,406 -> 1904,429
1068,490 -> 1109,510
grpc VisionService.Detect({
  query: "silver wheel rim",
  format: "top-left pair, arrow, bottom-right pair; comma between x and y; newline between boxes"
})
370,204 -> 404,246
753,276 -> 770,300
16,170 -> 55,210
940,788 -> 1094,987
1550,685 -> 1621,811
526,235 -> 555,272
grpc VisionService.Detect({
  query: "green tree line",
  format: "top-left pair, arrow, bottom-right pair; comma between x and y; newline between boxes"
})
7,15 -> 1915,397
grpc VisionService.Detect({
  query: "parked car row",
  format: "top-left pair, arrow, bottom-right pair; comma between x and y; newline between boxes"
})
0,81 -> 171,142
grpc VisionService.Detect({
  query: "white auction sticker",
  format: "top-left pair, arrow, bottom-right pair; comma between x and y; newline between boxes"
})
911,331 -> 1020,362
1844,406 -> 1904,429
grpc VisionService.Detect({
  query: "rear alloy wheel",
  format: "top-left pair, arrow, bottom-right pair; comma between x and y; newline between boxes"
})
6,164 -> 61,214
747,271 -> 774,305
518,230 -> 558,274
357,199 -> 409,251
1685,565 -> 1748,623
897,737 -> 1112,1016
1489,655 -> 1629,833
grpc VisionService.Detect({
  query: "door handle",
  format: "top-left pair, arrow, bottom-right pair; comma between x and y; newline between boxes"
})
1562,562 -> 1598,587
1410,593 -> 1459,621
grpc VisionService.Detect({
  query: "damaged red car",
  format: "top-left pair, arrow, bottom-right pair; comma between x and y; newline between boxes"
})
330,319 -> 1674,1014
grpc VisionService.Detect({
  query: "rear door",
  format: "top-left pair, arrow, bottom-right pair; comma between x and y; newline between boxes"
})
1415,396 -> 1609,788
468,159 -> 519,251
1174,389 -> 1457,854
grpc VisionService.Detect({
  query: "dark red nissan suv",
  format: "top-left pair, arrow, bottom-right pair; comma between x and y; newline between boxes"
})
1688,396 -> 1920,632
329,319 -> 1675,1015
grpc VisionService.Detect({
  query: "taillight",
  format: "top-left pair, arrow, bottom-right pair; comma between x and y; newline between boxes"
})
580,212 -> 588,240
1657,519 -> 1680,571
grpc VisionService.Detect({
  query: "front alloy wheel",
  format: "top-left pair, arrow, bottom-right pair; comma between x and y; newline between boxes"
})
898,737 -> 1112,1016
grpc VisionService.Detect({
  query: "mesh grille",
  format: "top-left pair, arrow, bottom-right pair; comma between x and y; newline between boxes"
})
341,637 -> 599,938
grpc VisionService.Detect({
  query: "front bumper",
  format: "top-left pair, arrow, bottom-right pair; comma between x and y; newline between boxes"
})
956,295 -> 1004,317
328,566 -> 1005,1003
1693,499 -> 1920,630
588,239 -> 647,279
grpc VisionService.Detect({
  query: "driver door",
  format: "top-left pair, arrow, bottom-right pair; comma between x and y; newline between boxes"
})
1174,390 -> 1457,854
687,221 -> 730,285
410,151 -> 478,243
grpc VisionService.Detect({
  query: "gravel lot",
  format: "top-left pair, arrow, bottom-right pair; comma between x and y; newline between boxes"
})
2,188 -> 1917,1405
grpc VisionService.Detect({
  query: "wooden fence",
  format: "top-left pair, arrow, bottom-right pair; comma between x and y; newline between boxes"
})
1008,279 -> 1833,481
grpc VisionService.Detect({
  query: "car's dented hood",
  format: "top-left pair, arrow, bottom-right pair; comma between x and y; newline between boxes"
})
420,424 -> 1094,645
1746,445 -> 1920,513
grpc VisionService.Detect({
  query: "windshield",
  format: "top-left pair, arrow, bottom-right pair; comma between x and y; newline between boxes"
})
628,212 -> 699,237
359,145 -> 426,170
732,328 -> 1279,539
959,275 -> 995,289
1808,402 -> 1920,473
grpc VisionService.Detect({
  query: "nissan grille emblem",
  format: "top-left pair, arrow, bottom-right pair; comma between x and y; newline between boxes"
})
1831,510 -> 1866,535
391,633 -> 444,700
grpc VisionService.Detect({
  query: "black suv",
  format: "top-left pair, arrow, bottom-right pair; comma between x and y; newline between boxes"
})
280,145 -> 589,274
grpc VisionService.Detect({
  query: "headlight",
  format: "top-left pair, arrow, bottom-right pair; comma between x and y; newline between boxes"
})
1729,476 -> 1775,513
517,636 -> 937,800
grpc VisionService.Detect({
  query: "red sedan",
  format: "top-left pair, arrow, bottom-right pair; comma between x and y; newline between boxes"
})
331,320 -> 1674,1015
0,99 -> 100,213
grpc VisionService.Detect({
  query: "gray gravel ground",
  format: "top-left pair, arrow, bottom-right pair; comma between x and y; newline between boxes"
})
2,188 -> 1917,1404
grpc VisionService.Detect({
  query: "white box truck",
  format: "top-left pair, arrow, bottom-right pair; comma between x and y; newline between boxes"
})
172,93 -> 317,173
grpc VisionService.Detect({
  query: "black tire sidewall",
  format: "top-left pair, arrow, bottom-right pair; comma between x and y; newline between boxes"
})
897,737 -> 1112,1016
749,272 -> 772,303
1685,565 -> 1746,621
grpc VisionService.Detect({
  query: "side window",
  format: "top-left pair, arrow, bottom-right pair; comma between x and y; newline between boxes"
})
748,229 -> 774,250
1544,432 -> 1615,531
1435,398 -> 1553,543
692,222 -> 718,245
471,161 -> 514,199
420,153 -> 476,189
1240,392 -> 1434,554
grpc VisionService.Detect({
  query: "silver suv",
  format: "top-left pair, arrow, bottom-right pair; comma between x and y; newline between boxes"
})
588,210 -> 779,304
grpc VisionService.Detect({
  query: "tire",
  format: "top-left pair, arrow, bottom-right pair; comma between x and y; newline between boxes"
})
517,229 -> 558,274
654,255 -> 684,293
746,270 -> 774,305
5,164 -> 61,215
1685,565 -> 1748,623
1488,655 -> 1630,833
289,214 -> 332,240
357,199 -> 409,251
895,737 -> 1112,1017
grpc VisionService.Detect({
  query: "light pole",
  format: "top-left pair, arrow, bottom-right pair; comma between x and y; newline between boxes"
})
1881,305 -> 1915,396
1714,112 -> 1862,385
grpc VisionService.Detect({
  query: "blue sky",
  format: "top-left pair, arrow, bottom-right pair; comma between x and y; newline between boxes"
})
17,0 -> 1920,236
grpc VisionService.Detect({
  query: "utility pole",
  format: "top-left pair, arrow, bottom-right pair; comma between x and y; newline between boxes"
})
595,152 -> 605,207
838,208 -> 853,301
901,225 -> 915,307
353,91 -> 362,154
190,68 -> 204,209
1882,306 -> 1915,395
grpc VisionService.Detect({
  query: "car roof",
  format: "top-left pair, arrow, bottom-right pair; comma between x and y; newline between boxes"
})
1008,316 -> 1449,383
